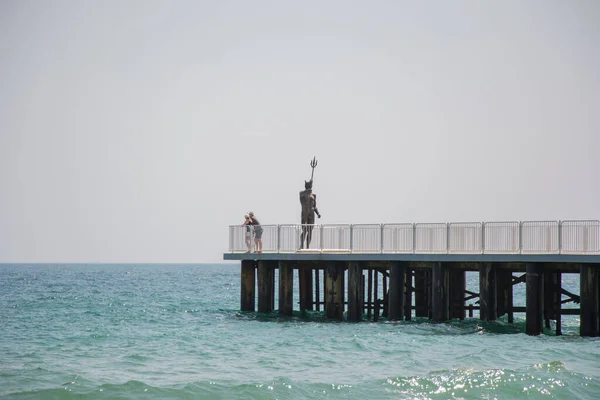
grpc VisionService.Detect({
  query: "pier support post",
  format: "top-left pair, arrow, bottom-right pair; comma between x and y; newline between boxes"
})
374,269 -> 380,321
479,263 -> 497,321
508,274 -> 520,324
414,269 -> 430,318
496,268 -> 512,319
240,260 -> 255,312
449,267 -> 465,320
506,270 -> 514,323
431,262 -> 449,322
367,268 -> 373,320
347,262 -> 363,322
405,268 -> 413,321
388,261 -> 406,321
553,272 -> 562,336
257,261 -> 274,313
315,269 -> 321,312
554,272 -> 562,336
362,274 -> 366,316
580,264 -> 599,337
543,270 -> 560,331
299,266 -> 314,313
382,271 -> 388,318
325,262 -> 345,320
526,263 -> 543,336
278,261 -> 293,316
322,268 -> 327,311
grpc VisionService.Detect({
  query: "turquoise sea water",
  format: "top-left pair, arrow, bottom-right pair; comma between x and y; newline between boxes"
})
1,264 -> 599,399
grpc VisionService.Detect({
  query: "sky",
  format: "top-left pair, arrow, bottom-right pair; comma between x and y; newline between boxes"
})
1,0 -> 599,263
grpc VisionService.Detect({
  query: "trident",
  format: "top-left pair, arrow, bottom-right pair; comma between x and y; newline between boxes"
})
309,156 -> 318,181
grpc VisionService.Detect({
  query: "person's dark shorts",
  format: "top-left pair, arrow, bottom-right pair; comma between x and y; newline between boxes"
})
254,228 -> 263,239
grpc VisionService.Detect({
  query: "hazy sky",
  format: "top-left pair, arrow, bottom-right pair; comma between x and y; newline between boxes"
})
1,0 -> 599,263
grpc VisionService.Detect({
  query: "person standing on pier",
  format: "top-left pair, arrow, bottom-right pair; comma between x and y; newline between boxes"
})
248,211 -> 263,253
243,214 -> 252,253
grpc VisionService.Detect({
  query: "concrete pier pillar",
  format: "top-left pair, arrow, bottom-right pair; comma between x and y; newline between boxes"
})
496,268 -> 512,319
382,271 -> 389,318
449,267 -> 465,320
367,268 -> 373,319
278,261 -> 293,316
507,273 -> 517,324
325,262 -> 344,320
554,272 -> 562,336
405,268 -> 413,321
543,270 -> 560,331
526,263 -> 543,336
321,268 -> 327,311
580,264 -> 599,337
299,267 -> 313,313
388,261 -> 406,321
431,262 -> 449,321
479,263 -> 497,321
257,261 -> 274,313
414,269 -> 430,318
362,274 -> 366,316
373,269 -> 380,321
347,262 -> 363,322
315,268 -> 321,311
240,260 -> 255,312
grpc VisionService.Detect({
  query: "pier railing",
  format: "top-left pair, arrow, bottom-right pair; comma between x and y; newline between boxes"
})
229,220 -> 600,255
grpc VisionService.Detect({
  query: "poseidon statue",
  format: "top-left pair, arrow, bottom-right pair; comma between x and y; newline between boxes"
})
299,157 -> 321,249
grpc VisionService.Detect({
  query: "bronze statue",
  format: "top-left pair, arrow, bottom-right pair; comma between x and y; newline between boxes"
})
299,157 -> 321,249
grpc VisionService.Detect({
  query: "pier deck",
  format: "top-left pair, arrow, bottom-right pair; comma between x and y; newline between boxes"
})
224,220 -> 600,336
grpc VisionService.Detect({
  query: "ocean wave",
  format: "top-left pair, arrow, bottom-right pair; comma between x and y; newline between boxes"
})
383,361 -> 600,399
3,369 -> 599,400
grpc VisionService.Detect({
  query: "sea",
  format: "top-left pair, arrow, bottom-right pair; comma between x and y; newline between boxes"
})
1,263 -> 598,399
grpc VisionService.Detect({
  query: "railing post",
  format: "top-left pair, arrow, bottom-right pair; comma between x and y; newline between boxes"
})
481,222 -> 486,254
558,221 -> 562,254
277,225 -> 281,253
519,221 -> 523,254
380,224 -> 384,254
412,223 -> 417,254
349,224 -> 353,252
319,225 -> 324,252
446,223 -> 450,254
297,224 -> 301,251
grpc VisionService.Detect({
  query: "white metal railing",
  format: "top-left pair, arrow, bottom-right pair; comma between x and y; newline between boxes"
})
382,223 -> 414,253
278,224 -> 302,253
521,221 -> 559,254
352,224 -> 381,252
415,223 -> 447,253
560,220 -> 600,254
449,222 -> 482,254
321,224 -> 351,251
258,225 -> 278,253
483,221 -> 520,254
228,220 -> 600,255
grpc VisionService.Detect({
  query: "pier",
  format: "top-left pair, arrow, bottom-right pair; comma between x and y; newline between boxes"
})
224,220 -> 600,336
